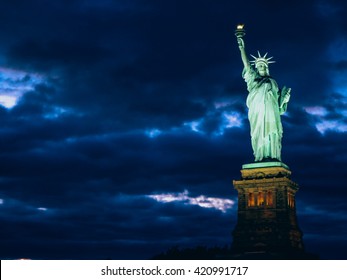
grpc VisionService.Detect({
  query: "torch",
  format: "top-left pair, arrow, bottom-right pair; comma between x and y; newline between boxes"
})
235,24 -> 245,38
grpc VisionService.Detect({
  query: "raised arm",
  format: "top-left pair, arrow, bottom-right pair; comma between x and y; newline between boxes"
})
237,37 -> 250,70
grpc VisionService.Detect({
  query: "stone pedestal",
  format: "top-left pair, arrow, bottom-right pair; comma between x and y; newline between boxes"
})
231,162 -> 309,259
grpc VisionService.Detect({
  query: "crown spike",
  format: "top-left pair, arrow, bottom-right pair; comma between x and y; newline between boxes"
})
250,51 -> 275,67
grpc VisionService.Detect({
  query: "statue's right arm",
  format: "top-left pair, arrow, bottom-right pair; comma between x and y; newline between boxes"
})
237,38 -> 250,70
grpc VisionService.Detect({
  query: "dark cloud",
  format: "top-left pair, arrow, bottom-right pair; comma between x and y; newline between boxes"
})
0,0 -> 346,260
0,192 -> 235,259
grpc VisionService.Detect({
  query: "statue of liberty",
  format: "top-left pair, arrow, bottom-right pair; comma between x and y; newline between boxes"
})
235,25 -> 291,162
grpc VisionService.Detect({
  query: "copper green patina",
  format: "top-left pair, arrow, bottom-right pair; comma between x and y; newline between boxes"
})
236,29 -> 291,162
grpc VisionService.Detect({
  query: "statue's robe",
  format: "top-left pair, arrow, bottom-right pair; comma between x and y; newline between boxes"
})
242,66 -> 289,161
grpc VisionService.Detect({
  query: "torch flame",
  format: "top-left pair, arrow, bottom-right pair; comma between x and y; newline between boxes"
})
237,24 -> 244,30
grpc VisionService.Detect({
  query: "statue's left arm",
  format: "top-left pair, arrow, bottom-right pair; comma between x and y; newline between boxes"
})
279,87 -> 291,114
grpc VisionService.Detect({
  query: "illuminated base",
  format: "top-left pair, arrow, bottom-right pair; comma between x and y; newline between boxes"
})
242,161 -> 289,170
230,164 -> 314,259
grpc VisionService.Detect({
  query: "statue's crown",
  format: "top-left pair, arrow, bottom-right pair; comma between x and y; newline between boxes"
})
250,51 -> 275,67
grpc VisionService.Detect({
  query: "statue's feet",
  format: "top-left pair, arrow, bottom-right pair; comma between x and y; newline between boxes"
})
257,157 -> 280,163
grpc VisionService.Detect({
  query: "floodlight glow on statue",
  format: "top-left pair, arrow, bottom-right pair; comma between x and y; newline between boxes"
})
235,24 -> 291,162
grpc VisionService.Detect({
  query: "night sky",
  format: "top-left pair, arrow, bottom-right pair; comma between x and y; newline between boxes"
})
0,0 -> 346,260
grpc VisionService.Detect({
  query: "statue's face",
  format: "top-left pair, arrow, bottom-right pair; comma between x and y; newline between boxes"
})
256,63 -> 269,76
